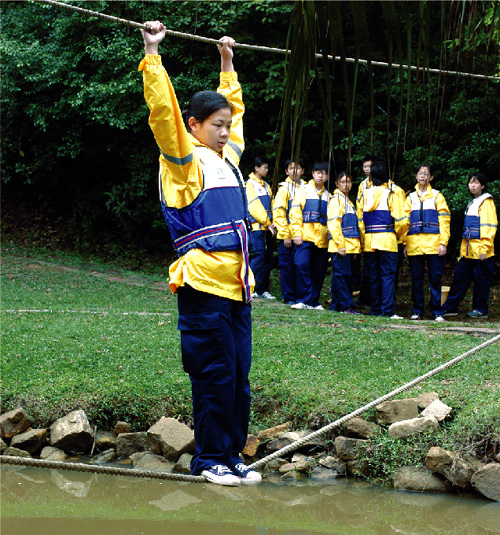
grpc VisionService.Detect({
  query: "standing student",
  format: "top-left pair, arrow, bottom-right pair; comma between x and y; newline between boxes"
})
289,162 -> 330,310
140,22 -> 261,487
328,171 -> 362,313
358,161 -> 406,318
403,164 -> 451,321
443,172 -> 498,319
246,157 -> 276,300
272,159 -> 306,304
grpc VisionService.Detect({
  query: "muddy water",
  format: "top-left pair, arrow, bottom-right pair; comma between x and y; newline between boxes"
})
1,466 -> 499,535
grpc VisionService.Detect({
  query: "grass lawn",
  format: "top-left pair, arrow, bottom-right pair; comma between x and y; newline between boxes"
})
1,241 -> 499,483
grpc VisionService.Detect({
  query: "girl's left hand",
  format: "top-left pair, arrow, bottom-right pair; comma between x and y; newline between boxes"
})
218,36 -> 235,72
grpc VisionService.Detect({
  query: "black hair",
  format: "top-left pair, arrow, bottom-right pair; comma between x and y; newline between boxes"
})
369,161 -> 389,186
469,171 -> 488,192
362,155 -> 379,164
336,170 -> 352,182
182,90 -> 233,131
253,156 -> 268,168
313,161 -> 330,173
415,162 -> 433,175
285,158 -> 305,171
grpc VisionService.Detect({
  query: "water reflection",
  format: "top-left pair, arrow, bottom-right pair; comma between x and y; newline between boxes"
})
1,465 -> 499,535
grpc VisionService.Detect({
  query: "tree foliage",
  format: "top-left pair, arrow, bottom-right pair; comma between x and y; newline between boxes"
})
1,0 -> 499,255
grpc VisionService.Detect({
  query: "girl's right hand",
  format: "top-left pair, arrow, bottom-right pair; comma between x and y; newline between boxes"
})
142,21 -> 166,54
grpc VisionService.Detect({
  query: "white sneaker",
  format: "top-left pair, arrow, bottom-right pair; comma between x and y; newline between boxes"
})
251,292 -> 259,299
231,463 -> 262,485
390,314 -> 403,320
410,314 -> 421,320
291,302 -> 311,310
434,315 -> 445,322
201,465 -> 241,487
259,291 -> 276,300
313,305 -> 325,310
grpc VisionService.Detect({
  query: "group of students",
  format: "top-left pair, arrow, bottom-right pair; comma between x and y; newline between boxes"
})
141,24 -> 496,489
247,155 -> 498,322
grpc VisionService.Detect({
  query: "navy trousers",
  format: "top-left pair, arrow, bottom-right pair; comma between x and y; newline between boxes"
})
177,285 -> 252,475
330,253 -> 355,311
365,250 -> 398,317
250,230 -> 274,295
444,257 -> 495,315
294,241 -> 329,307
408,254 -> 446,317
278,240 -> 296,303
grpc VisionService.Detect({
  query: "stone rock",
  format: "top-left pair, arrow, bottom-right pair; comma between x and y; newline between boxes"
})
426,446 -> 474,488
0,438 -> 7,454
346,460 -> 369,477
4,446 -> 32,458
375,399 -> 419,425
114,421 -> 131,435
342,417 -> 381,439
242,434 -> 260,457
266,437 -> 293,454
147,417 -> 195,462
319,455 -> 346,474
91,448 -> 117,464
393,466 -> 451,492
420,399 -> 452,422
310,466 -> 343,480
95,431 -> 117,451
173,453 -> 193,474
40,446 -> 67,461
414,392 -> 440,409
279,462 -> 296,474
388,416 -> 439,439
280,470 -> 297,481
10,428 -> 47,456
265,458 -> 288,472
279,430 -> 327,451
0,407 -> 31,439
116,432 -> 148,458
131,452 -> 173,471
256,422 -> 293,441
49,410 -> 94,453
471,463 -> 500,501
334,436 -> 370,461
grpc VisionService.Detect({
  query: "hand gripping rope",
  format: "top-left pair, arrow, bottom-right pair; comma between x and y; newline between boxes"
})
35,0 -> 500,81
1,333 -> 499,481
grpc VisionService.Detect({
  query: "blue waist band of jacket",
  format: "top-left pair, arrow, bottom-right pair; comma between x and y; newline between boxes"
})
248,193 -> 272,225
408,209 -> 440,235
463,214 -> 480,255
363,210 -> 395,233
341,213 -> 361,238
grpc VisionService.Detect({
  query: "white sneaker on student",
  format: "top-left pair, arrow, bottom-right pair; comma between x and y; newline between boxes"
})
201,465 -> 241,487
390,314 -> 404,320
231,463 -> 262,485
313,305 -> 325,310
434,315 -> 445,322
410,314 -> 421,320
291,302 -> 311,310
259,291 -> 276,300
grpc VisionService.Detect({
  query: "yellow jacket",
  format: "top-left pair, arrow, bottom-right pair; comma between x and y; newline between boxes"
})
460,196 -> 497,259
358,183 -> 406,253
402,184 -> 451,255
328,189 -> 361,254
139,54 -> 253,301
246,173 -> 273,231
289,180 -> 330,248
272,177 -> 305,240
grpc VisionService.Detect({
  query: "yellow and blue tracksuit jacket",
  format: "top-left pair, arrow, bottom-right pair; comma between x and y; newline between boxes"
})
358,183 -> 405,253
289,180 -> 330,249
139,54 -> 254,301
246,173 -> 273,231
460,193 -> 497,259
327,189 -> 361,254
402,184 -> 451,256
272,177 -> 306,240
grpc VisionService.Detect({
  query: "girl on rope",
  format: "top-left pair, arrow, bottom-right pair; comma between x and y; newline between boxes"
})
139,21 -> 260,487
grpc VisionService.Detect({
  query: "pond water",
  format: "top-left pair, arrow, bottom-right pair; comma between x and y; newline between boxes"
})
1,465 -> 499,535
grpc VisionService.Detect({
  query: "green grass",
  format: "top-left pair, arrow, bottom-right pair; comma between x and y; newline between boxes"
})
1,242 -> 499,483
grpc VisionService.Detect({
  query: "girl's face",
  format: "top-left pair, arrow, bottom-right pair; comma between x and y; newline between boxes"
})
416,167 -> 433,190
336,175 -> 352,195
189,107 -> 232,153
363,160 -> 372,177
254,164 -> 269,178
312,169 -> 328,188
468,177 -> 485,198
286,163 -> 304,181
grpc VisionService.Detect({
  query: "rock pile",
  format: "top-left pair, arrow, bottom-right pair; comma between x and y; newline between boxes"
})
1,394 -> 499,501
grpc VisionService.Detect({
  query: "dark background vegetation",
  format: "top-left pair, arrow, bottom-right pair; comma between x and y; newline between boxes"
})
1,1 -> 499,265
